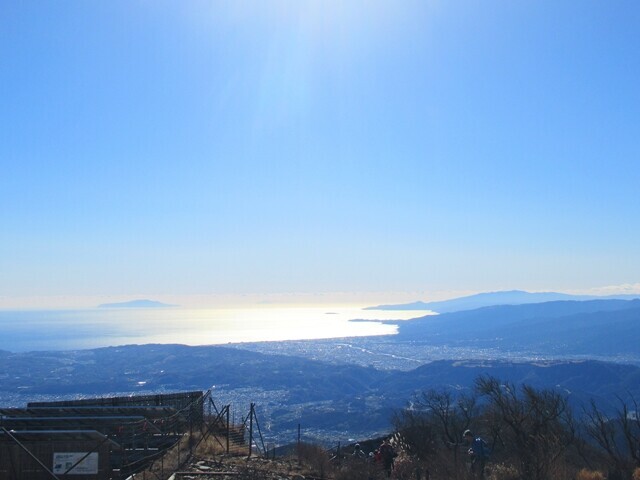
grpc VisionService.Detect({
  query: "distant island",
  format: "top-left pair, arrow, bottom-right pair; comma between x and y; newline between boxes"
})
97,299 -> 176,309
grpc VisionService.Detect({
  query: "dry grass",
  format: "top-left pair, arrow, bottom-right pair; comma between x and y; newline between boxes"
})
134,423 -> 249,478
391,454 -> 427,480
334,461 -> 386,480
487,463 -> 520,480
296,442 -> 333,478
575,468 -> 606,480
135,435 -> 191,478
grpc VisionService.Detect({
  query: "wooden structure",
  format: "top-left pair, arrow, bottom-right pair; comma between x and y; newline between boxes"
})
0,391 -> 207,479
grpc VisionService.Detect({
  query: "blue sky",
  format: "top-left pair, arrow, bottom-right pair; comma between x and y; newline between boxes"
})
1,1 -> 639,307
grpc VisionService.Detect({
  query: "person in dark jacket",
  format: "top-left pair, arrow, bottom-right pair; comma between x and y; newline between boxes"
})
378,439 -> 396,477
463,430 -> 489,479
352,443 -> 367,459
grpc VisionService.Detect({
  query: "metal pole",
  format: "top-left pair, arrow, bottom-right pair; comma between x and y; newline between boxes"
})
297,424 -> 301,465
248,403 -> 254,458
226,406 -> 230,454
189,409 -> 194,456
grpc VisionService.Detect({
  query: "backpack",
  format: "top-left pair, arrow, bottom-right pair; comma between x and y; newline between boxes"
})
472,437 -> 490,459
380,443 -> 395,461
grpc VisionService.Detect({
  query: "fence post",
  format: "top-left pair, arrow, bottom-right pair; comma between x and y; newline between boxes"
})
189,408 -> 194,455
248,403 -> 254,458
297,424 -> 301,465
226,406 -> 230,454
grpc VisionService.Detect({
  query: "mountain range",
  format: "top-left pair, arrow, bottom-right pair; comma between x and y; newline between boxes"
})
392,298 -> 640,359
366,289 -> 640,313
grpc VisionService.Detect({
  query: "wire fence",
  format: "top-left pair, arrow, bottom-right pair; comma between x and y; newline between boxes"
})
1,390 -> 373,480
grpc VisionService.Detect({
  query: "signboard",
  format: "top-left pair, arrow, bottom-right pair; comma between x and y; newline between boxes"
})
53,452 -> 99,475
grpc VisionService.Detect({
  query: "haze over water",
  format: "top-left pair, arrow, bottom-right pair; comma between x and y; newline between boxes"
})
0,306 -> 433,353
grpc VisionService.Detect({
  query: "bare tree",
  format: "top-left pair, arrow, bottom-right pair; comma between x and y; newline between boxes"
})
476,376 -> 575,480
393,388 -> 479,480
419,389 -> 477,446
392,405 -> 438,461
583,396 -> 640,479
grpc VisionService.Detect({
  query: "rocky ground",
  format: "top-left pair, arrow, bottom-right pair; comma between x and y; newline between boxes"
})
133,433 -> 340,480
171,455 -> 319,479
135,433 -> 395,480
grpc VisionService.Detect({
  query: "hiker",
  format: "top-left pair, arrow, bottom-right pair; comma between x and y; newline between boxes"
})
353,443 -> 367,459
463,429 -> 489,479
378,439 -> 396,477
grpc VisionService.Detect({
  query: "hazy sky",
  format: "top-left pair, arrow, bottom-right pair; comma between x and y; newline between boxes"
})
2,1 -> 639,307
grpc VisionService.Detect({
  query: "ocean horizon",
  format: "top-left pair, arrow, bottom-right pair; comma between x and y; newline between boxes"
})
0,305 -> 434,353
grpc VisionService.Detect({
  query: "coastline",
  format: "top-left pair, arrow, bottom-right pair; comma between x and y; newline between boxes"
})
0,306 -> 431,353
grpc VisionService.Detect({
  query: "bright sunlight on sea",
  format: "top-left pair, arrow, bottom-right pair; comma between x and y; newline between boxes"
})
0,306 -> 435,353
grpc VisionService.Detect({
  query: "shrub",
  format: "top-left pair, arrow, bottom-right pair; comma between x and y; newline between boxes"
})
194,432 -> 230,457
391,454 -> 426,480
488,463 -> 520,480
296,442 -> 333,478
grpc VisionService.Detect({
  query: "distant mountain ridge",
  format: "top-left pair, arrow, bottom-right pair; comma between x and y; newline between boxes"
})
98,299 -> 176,308
394,298 -> 640,359
365,290 -> 640,313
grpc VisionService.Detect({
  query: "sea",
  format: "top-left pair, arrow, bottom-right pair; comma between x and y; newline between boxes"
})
0,306 -> 433,353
